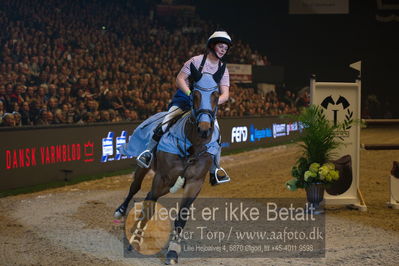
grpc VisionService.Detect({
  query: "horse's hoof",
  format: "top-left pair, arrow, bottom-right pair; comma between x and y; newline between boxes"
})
131,241 -> 141,252
114,204 -> 127,219
165,250 -> 178,265
114,210 -> 123,219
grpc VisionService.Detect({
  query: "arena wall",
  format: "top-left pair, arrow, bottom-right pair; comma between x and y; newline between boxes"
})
0,117 -> 300,191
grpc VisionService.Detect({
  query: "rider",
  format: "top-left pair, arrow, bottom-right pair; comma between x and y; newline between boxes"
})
137,30 -> 232,185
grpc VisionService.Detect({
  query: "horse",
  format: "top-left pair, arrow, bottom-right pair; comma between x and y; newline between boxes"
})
114,62 -> 225,264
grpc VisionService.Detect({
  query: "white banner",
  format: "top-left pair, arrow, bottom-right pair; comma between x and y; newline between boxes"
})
289,0 -> 349,14
311,80 -> 365,210
227,64 -> 252,83
389,175 -> 399,208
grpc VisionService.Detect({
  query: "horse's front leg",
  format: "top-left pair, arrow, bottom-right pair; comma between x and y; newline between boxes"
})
114,166 -> 150,219
165,179 -> 204,265
129,171 -> 171,251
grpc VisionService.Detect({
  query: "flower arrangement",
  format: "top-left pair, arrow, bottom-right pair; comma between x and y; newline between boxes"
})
286,105 -> 347,191
287,162 -> 340,191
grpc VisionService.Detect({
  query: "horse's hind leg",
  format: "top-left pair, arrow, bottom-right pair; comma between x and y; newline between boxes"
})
114,166 -> 150,219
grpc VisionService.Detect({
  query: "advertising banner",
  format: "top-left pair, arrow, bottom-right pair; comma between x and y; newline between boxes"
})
310,79 -> 365,210
0,123 -> 138,191
156,5 -> 196,17
0,117 -> 300,191
218,117 -> 301,151
289,0 -> 349,14
227,64 -> 252,83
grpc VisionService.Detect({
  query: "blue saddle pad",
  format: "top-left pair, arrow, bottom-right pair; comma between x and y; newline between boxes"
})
118,112 -> 219,157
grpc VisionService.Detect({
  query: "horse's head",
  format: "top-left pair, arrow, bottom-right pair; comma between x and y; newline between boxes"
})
189,62 -> 225,139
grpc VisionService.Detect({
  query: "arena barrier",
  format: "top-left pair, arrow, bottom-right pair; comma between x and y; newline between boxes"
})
362,119 -> 399,127
361,144 -> 399,150
0,116 -> 301,192
362,119 -> 399,209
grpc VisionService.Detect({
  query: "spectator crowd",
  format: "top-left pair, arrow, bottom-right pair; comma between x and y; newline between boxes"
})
0,0 -> 307,127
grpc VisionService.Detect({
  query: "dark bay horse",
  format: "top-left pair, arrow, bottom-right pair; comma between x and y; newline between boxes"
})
114,63 -> 225,264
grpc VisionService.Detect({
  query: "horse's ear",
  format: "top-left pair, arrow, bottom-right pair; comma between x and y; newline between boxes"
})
190,63 -> 202,82
213,63 -> 226,84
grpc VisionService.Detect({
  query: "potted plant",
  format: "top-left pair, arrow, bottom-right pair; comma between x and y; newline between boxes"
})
286,105 -> 347,212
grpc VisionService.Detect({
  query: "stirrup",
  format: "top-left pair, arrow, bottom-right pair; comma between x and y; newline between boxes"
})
212,167 -> 230,185
136,150 -> 153,168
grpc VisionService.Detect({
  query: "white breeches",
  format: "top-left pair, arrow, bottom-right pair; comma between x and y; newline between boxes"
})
162,106 -> 185,132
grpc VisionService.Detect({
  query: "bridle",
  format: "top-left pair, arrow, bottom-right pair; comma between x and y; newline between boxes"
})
190,85 -> 218,127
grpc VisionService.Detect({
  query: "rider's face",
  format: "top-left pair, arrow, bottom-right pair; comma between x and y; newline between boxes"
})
214,43 -> 228,58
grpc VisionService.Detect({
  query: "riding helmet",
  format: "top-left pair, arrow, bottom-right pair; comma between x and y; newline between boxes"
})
207,31 -> 232,50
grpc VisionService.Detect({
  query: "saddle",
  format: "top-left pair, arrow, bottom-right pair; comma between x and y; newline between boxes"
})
164,111 -> 191,133
326,154 -> 353,195
157,113 -> 220,158
119,111 -> 219,158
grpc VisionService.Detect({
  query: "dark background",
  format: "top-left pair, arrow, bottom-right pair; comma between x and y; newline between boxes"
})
195,0 -> 399,115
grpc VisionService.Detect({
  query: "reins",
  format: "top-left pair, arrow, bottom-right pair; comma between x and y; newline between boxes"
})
176,112 -> 210,179
180,144 -> 208,179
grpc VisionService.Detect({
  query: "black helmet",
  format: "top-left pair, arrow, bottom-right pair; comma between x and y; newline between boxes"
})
207,31 -> 232,50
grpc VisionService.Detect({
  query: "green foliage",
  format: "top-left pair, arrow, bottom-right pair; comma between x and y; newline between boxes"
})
286,105 -> 348,191
297,105 -> 343,164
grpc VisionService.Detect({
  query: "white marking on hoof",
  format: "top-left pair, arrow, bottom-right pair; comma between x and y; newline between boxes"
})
165,258 -> 177,265
114,210 -> 123,219
170,176 -> 185,193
